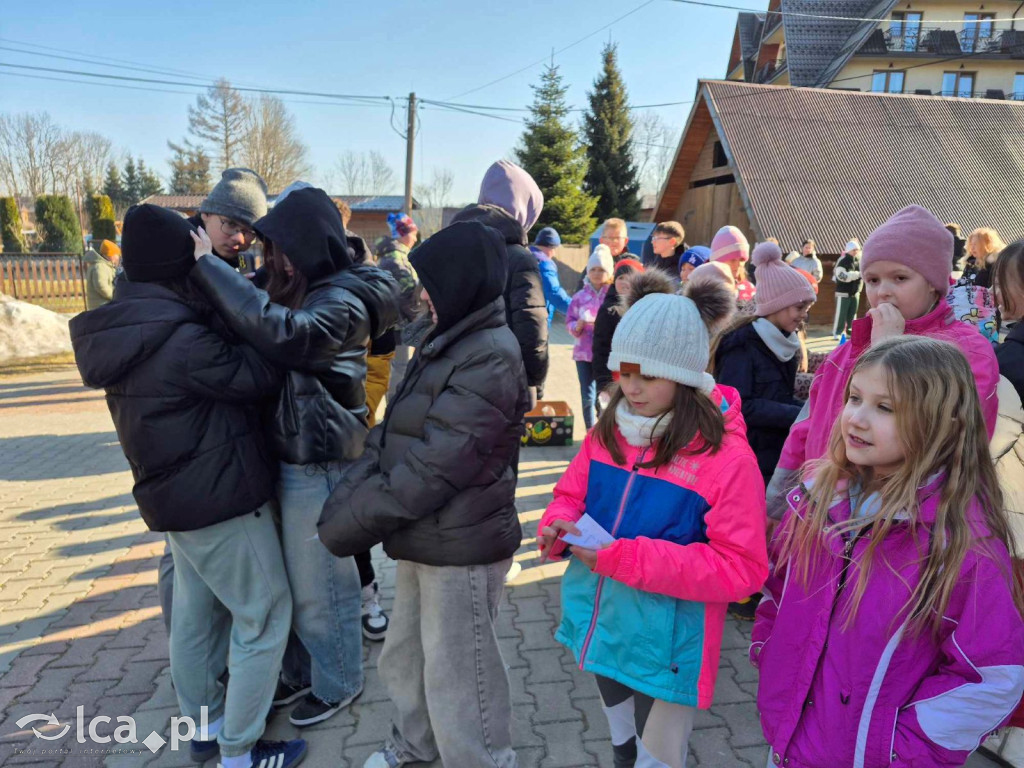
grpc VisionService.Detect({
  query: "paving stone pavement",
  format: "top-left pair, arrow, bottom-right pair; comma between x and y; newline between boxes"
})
0,324 -> 997,768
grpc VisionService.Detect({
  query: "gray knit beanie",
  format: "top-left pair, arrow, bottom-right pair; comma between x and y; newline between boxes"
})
609,286 -> 733,394
199,168 -> 269,225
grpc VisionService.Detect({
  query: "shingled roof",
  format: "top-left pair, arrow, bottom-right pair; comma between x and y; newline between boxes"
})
737,12 -> 766,81
654,81 -> 1024,253
781,0 -> 883,87
811,0 -> 901,87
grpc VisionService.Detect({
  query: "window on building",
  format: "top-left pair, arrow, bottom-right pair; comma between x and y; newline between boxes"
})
712,141 -> 728,168
890,11 -> 923,51
943,71 -> 976,97
963,13 -> 995,52
1015,73 -> 1024,100
871,70 -> 906,94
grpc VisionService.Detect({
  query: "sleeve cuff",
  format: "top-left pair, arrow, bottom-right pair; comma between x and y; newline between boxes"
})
595,538 -> 636,580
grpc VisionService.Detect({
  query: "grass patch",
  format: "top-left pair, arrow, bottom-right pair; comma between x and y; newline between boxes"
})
0,351 -> 77,377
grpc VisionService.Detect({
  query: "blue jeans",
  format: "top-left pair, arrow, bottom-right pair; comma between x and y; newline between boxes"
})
576,360 -> 597,429
278,462 -> 364,703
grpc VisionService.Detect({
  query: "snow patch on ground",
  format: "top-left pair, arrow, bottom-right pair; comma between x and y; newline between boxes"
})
0,294 -> 73,363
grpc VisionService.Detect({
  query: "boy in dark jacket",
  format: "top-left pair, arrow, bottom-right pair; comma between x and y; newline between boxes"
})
69,205 -> 305,768
319,221 -> 529,768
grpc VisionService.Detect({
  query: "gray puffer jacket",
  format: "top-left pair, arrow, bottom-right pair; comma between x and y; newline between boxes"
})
318,221 -> 529,566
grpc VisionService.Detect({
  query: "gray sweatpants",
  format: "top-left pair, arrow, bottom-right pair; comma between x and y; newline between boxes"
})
380,558 -> 517,767
167,506 -> 292,758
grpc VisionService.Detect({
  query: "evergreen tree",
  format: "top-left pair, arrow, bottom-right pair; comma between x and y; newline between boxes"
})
88,194 -> 117,243
35,195 -> 82,253
0,197 -> 25,253
583,43 -> 641,222
102,163 -> 126,216
514,64 -> 597,243
121,156 -> 142,206
168,140 -> 212,195
137,158 -> 164,199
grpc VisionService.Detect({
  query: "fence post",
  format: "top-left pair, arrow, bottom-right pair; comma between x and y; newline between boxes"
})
78,253 -> 87,312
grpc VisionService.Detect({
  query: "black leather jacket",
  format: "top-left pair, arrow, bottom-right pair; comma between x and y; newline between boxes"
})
191,256 -> 400,465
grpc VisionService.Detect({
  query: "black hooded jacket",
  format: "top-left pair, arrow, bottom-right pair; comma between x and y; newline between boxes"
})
449,204 -> 549,388
70,280 -> 281,532
318,221 -> 530,567
191,187 -> 401,466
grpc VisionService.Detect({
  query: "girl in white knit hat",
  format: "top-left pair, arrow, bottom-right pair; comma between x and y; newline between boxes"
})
537,284 -> 768,768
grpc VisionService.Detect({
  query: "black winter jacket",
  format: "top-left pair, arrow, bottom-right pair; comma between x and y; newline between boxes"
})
449,204 -> 549,388
714,320 -> 802,482
592,285 -> 622,396
192,256 -> 399,466
997,323 -> 1024,403
70,281 -> 281,531
319,222 -> 529,566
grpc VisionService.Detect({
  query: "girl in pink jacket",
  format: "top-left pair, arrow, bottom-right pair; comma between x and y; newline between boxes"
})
766,206 -> 1000,519
754,336 -> 1024,768
538,284 -> 769,768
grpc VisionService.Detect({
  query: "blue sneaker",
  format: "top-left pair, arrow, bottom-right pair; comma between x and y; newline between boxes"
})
190,736 -> 219,763
219,739 -> 307,768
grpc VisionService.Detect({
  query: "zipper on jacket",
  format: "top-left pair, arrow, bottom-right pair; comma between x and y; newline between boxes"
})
578,449 -> 647,670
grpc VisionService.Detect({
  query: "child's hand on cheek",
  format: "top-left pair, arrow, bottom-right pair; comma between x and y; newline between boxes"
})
869,303 -> 905,345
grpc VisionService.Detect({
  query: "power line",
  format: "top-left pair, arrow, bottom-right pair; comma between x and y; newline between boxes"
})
663,0 -> 1024,25
444,0 -> 657,101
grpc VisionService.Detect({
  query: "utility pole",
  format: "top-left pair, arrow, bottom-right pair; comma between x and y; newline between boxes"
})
404,92 -> 416,214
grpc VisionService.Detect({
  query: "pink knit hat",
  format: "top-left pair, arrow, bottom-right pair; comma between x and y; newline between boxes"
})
710,225 -> 750,263
686,261 -> 737,295
861,206 -> 953,296
751,242 -> 817,316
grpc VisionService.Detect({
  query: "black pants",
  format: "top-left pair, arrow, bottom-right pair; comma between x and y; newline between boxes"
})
355,549 -> 375,589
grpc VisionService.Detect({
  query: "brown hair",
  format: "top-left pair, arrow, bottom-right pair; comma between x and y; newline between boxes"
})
779,337 -> 1021,639
994,239 -> 1024,319
263,238 -> 308,309
595,384 -> 725,469
654,220 -> 685,244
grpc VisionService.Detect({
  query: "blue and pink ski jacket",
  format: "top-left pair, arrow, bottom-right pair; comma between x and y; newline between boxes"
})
539,386 -> 769,708
753,476 -> 1024,767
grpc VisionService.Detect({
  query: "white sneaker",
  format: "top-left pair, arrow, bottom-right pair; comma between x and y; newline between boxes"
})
505,561 -> 522,583
360,582 -> 389,641
363,743 -> 409,767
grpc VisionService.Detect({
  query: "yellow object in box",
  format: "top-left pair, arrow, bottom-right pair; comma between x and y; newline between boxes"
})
521,401 -> 574,447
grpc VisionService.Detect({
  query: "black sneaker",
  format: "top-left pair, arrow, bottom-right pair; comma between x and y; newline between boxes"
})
361,582 -> 389,641
229,738 -> 307,768
728,593 -> 763,621
190,736 -> 219,763
289,688 -> 362,728
273,680 -> 311,708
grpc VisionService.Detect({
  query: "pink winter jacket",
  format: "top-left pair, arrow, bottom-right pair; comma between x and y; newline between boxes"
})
753,477 -> 1024,768
767,302 -> 1000,517
540,386 -> 768,708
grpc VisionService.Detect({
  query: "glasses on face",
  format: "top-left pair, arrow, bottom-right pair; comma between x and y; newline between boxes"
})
216,215 -> 256,241
651,236 -> 673,242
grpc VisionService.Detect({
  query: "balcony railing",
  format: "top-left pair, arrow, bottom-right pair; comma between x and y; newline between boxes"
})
859,26 -> 1024,56
763,11 -> 783,36
752,58 -> 787,84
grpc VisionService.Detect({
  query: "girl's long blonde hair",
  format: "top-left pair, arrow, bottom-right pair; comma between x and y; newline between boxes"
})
968,227 -> 1007,262
778,336 -> 1021,638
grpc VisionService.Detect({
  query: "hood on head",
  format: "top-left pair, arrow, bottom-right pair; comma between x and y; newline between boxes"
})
478,160 -> 543,231
70,282 -> 199,388
254,187 -> 353,281
410,221 -> 507,335
449,204 -> 525,246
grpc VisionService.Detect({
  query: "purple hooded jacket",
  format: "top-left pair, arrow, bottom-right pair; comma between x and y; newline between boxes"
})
752,477 -> 1024,768
566,283 -> 608,362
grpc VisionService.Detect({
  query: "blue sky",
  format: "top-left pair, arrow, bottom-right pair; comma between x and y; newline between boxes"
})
1,0 -> 741,202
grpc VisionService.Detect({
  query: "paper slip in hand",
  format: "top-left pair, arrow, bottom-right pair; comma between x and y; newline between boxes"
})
561,514 -> 616,550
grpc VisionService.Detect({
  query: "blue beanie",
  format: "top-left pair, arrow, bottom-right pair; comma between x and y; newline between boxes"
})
535,227 -> 561,247
681,246 -> 711,269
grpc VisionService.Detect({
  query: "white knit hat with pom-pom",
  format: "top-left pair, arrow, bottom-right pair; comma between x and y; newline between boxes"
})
609,283 -> 734,394
751,241 -> 817,317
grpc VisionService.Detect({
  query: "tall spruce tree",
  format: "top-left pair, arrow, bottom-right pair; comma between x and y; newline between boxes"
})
121,156 -> 142,206
102,163 -> 127,217
583,44 -> 641,222
137,159 -> 164,199
514,64 -> 597,243
168,140 -> 212,195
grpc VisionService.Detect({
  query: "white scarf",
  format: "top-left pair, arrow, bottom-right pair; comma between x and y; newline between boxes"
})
614,401 -> 672,448
753,318 -> 801,362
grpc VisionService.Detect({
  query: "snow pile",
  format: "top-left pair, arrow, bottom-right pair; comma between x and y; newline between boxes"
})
0,294 -> 73,363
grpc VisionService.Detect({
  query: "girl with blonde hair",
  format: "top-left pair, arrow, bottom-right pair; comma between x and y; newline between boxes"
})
967,226 -> 1007,288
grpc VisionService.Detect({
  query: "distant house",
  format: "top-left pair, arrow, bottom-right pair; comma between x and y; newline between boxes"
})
139,193 -> 420,246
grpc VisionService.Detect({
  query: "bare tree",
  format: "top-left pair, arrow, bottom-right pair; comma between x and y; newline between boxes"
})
239,95 -> 311,193
74,132 -> 114,189
414,167 -> 455,235
633,110 -> 679,198
188,78 -> 250,172
0,112 -> 65,198
334,150 -> 398,195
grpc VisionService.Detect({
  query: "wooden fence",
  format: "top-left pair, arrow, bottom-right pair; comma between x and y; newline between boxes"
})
0,253 -> 87,313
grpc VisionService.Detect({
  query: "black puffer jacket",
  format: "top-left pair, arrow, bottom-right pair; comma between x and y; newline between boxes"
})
714,320 -> 802,482
319,221 -> 529,566
191,188 -> 400,466
70,281 -> 281,532
997,322 -> 1024,402
449,204 -> 548,388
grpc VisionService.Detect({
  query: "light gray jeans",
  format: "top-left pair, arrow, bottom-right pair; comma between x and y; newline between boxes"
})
381,558 -> 517,767
167,506 -> 292,758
